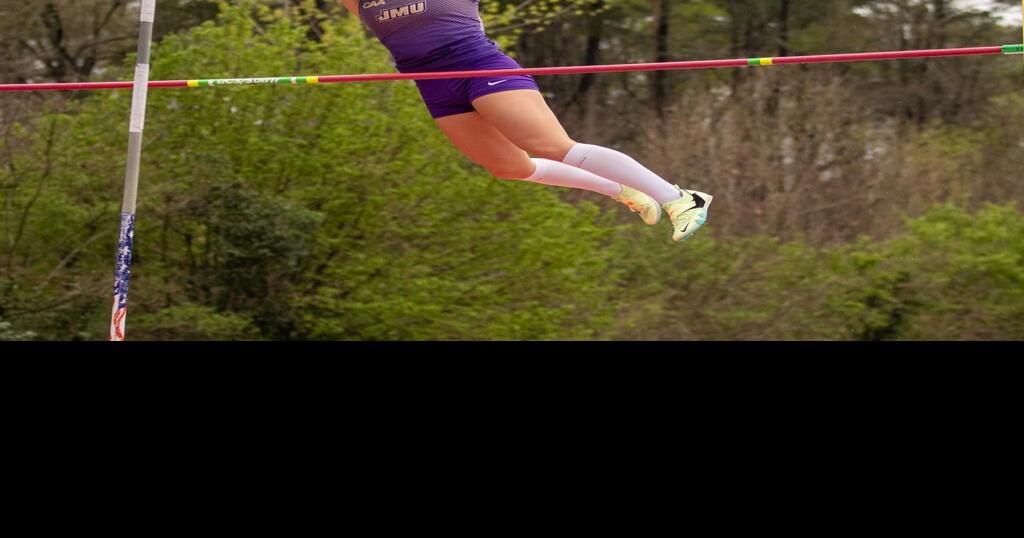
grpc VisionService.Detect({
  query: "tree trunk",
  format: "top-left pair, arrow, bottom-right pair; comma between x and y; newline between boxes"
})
778,0 -> 790,57
567,1 -> 605,140
652,0 -> 671,122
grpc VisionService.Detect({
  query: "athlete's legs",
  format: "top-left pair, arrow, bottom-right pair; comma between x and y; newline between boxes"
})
470,89 -> 685,205
471,89 -> 713,240
411,50 -> 665,225
435,111 -> 619,197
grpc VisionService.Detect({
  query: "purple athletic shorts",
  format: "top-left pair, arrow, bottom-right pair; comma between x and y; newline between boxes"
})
408,50 -> 540,119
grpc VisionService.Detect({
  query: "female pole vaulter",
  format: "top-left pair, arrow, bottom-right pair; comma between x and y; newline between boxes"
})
339,0 -> 712,242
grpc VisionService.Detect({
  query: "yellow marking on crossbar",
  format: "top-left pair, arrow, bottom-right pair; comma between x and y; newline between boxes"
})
187,80 -> 200,87
307,76 -> 320,85
759,58 -> 774,66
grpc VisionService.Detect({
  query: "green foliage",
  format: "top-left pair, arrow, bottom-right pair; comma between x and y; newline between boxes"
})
615,204 -> 1024,341
481,0 -> 610,51
0,317 -> 35,341
130,304 -> 261,340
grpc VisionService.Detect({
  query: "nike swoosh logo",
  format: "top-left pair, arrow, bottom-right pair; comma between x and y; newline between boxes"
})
487,80 -> 509,86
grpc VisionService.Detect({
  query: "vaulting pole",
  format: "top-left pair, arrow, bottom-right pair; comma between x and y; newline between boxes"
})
109,0 -> 156,341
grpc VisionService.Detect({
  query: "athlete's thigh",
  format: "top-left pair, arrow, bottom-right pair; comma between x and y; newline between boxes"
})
470,89 -> 576,161
434,111 -> 533,178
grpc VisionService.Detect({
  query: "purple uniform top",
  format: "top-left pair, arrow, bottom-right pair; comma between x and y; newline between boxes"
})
358,0 -> 498,71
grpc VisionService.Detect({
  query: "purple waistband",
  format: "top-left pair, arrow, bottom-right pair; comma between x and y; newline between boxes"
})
395,35 -> 500,73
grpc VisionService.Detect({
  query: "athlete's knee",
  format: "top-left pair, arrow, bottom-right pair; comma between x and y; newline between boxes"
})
524,138 -> 577,162
485,160 -> 535,180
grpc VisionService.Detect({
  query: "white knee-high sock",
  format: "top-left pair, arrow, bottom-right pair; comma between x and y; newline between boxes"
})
563,143 -> 681,205
522,158 -> 624,197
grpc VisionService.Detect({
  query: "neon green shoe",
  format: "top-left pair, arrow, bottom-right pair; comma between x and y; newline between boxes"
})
663,186 -> 713,242
612,185 -> 662,225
